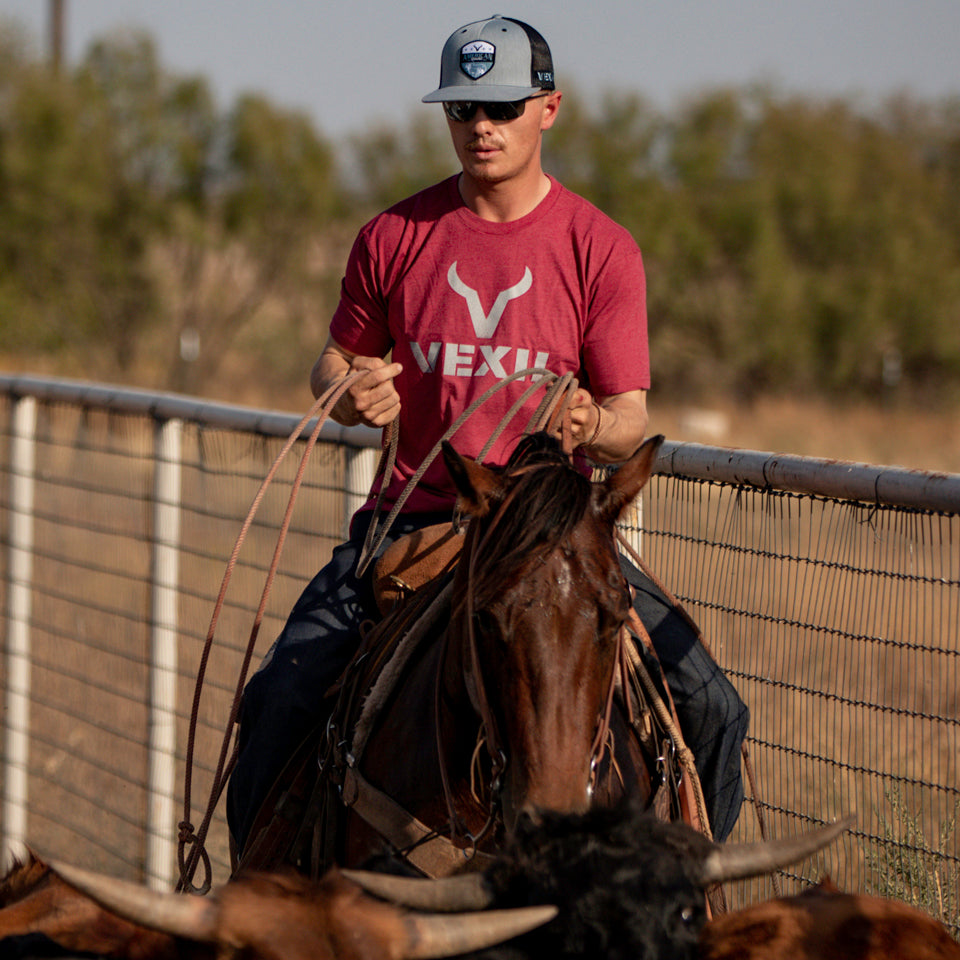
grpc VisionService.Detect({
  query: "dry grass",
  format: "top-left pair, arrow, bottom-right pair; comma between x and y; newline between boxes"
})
650,395 -> 960,475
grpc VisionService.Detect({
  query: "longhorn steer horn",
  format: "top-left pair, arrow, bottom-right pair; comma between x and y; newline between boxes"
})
341,868 -> 493,911
698,815 -> 856,885
49,860 -> 556,960
50,860 -> 219,940
399,906 -> 557,959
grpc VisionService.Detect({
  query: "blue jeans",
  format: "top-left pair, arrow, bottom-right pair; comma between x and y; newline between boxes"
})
227,512 -> 748,851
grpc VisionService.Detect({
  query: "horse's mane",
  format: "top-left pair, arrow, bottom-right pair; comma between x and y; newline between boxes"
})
469,432 -> 593,594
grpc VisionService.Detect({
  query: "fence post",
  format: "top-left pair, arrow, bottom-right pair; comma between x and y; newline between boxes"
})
343,444 -> 378,538
146,418 -> 182,890
2,396 -> 37,872
620,493 -> 643,559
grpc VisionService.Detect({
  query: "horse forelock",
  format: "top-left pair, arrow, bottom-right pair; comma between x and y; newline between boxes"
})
470,440 -> 594,596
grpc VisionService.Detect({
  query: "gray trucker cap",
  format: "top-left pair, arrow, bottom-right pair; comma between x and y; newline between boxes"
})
422,15 -> 555,103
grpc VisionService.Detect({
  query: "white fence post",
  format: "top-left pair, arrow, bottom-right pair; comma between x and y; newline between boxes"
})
620,492 -> 643,559
2,396 -> 37,872
344,445 -> 378,538
146,418 -> 182,890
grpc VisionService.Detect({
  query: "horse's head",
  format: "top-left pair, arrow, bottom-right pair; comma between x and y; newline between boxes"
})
441,432 -> 665,835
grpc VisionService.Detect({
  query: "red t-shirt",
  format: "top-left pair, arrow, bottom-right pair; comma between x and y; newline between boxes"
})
329,175 -> 650,514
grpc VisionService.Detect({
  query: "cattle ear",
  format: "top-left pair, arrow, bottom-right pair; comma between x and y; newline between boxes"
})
594,434 -> 664,523
442,441 -> 501,518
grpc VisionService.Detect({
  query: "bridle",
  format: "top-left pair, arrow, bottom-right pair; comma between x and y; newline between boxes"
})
431,457 -> 629,847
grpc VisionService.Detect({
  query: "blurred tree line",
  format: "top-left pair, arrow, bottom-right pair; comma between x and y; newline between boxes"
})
0,23 -> 958,405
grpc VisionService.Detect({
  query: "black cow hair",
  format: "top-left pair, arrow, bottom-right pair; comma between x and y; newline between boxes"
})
468,799 -> 715,960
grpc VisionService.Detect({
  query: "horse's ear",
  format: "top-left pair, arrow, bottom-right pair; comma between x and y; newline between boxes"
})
442,441 -> 501,517
595,434 -> 665,523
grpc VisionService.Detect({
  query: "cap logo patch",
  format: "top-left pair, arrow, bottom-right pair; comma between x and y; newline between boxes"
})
460,40 -> 495,79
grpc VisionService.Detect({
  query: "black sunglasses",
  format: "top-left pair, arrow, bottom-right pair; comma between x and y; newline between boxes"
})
442,95 -> 545,123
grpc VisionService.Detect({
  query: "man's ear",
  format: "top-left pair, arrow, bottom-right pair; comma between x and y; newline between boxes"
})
539,90 -> 562,131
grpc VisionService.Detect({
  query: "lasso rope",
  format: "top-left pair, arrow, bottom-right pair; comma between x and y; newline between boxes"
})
176,371 -> 366,893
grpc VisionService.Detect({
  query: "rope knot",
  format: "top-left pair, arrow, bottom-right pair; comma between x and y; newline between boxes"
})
176,820 -> 212,895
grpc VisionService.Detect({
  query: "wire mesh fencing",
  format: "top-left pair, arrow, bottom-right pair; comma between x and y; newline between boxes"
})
639,471 -> 959,931
0,377 -> 957,934
0,384 -> 363,890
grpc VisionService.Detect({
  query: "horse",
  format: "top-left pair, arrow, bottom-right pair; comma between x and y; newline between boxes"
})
262,430 -> 675,878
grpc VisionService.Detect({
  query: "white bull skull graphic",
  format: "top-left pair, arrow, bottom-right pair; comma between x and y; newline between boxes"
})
447,262 -> 533,338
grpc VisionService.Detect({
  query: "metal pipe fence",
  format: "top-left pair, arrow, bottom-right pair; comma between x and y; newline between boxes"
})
0,375 -> 957,930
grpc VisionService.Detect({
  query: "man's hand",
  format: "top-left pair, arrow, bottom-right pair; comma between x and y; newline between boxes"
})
568,387 -> 649,463
337,355 -> 403,428
311,338 -> 402,428
568,388 -> 602,447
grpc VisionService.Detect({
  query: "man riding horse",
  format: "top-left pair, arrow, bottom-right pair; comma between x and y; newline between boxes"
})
226,15 -> 749,863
